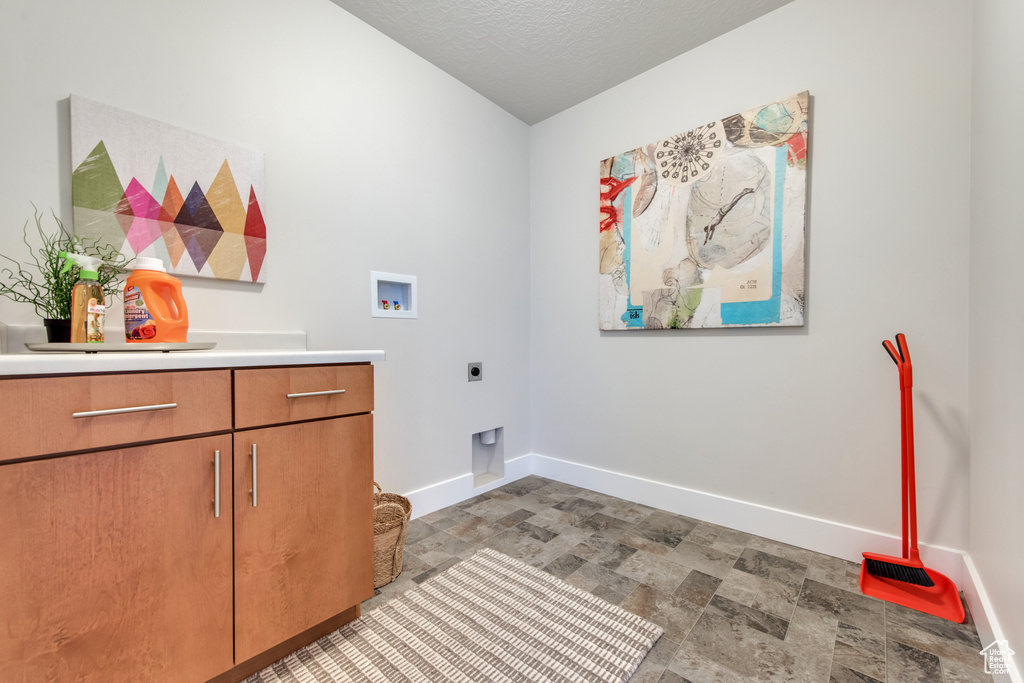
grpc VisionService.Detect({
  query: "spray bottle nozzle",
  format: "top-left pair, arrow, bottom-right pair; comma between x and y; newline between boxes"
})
58,251 -> 104,279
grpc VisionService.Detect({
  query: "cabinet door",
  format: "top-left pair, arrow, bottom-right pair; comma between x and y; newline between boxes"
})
234,415 -> 374,662
0,435 -> 233,683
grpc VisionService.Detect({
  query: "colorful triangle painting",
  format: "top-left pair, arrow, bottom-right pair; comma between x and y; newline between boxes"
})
69,96 -> 268,282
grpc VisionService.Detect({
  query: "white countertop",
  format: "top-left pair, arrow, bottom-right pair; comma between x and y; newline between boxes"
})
0,324 -> 384,376
0,348 -> 386,376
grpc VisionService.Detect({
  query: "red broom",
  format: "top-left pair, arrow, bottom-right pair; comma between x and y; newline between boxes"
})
860,333 -> 965,623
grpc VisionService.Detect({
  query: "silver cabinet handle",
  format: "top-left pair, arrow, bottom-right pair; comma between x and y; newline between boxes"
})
72,402 -> 177,419
285,389 -> 346,399
250,444 -> 258,507
213,450 -> 221,518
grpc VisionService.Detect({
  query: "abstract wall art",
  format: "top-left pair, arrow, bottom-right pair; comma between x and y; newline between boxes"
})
70,95 -> 267,283
599,91 -> 809,329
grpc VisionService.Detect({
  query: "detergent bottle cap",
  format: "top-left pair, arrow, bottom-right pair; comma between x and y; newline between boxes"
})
135,256 -> 167,272
58,251 -> 103,280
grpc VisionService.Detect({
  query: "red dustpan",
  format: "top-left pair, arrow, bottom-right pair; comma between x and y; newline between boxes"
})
860,334 -> 964,623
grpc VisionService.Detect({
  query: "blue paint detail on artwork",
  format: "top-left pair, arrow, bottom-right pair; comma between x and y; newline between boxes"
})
721,145 -> 787,325
152,157 -> 168,208
619,184 -> 644,327
755,103 -> 794,135
610,152 -> 635,181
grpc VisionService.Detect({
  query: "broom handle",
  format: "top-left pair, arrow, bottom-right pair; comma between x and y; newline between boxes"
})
884,339 -> 910,560
896,334 -> 921,561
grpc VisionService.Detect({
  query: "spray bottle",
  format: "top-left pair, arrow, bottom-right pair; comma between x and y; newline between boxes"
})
59,251 -> 106,344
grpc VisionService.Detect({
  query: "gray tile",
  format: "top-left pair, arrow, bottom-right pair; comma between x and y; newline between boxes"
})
779,605 -> 837,681
620,583 -> 703,643
412,556 -> 460,584
523,505 -> 578,531
887,639 -> 943,683
745,535 -> 817,566
705,594 -> 790,641
684,521 -> 723,547
494,507 -> 536,528
515,520 -> 559,543
616,550 -> 691,595
573,511 -> 633,534
461,496 -> 522,522
807,553 -> 862,593
833,622 -> 886,681
634,511 -> 699,549
797,578 -> 885,635
683,608 -> 797,681
711,528 -> 752,558
884,599 -> 983,666
403,530 -> 471,568
618,530 -> 678,557
542,552 -> 587,579
671,540 -> 742,579
655,670 -> 689,683
674,570 -> 721,609
569,532 -> 639,570
574,559 -> 641,597
552,496 -> 606,521
423,506 -> 480,531
733,547 -> 807,588
940,657 -> 994,682
404,518 -> 441,545
481,527 -> 553,567
717,564 -> 802,621
668,641 -> 750,683
454,493 -> 491,509
591,583 -> 630,606
830,664 -> 884,683
496,476 -> 549,497
597,498 -> 654,525
443,515 -> 504,545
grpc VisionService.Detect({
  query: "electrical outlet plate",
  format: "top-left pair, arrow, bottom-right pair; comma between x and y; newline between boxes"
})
468,362 -> 482,382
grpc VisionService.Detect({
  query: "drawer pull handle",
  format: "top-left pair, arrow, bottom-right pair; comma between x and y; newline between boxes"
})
286,389 -> 346,399
213,450 -> 221,518
72,402 -> 178,419
250,444 -> 258,507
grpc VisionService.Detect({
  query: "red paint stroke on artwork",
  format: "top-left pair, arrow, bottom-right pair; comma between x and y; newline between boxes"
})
599,175 -> 637,232
781,131 -> 807,164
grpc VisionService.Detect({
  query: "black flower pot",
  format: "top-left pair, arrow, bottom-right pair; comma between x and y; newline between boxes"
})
43,318 -> 72,343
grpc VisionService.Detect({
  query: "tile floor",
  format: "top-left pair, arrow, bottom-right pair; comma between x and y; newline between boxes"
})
362,476 -> 992,683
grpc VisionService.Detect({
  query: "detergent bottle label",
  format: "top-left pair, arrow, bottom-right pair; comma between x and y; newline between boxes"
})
124,285 -> 157,340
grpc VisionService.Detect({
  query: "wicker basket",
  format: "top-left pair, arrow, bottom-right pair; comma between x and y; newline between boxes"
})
373,481 -> 412,588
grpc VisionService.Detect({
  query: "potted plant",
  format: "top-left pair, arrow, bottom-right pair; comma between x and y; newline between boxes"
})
1,205 -> 131,342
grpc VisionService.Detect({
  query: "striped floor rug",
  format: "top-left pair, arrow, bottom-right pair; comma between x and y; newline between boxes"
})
247,548 -> 663,682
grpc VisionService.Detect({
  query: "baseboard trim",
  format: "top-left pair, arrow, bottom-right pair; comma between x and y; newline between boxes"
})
403,451 -> 1016,677
529,453 -> 967,577
961,555 -> 1022,682
403,454 -> 533,519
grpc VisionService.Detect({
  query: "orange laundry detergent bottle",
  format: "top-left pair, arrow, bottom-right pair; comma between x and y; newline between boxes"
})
123,257 -> 189,343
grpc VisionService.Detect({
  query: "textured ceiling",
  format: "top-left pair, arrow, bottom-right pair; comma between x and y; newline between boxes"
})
329,0 -> 795,124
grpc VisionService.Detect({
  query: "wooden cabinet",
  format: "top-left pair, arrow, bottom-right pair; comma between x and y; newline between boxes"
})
233,416 -> 373,661
0,435 -> 233,683
0,362 -> 374,683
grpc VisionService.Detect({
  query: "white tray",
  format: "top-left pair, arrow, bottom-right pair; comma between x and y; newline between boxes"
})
26,342 -> 217,354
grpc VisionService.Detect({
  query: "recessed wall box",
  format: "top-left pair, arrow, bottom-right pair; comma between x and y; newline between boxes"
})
371,271 -> 417,319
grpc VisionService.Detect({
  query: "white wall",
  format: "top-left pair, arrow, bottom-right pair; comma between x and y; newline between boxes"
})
0,0 -> 532,495
970,0 -> 1024,661
529,0 -> 973,550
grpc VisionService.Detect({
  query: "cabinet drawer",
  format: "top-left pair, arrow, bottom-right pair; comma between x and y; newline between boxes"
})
234,364 -> 373,429
0,370 -> 232,462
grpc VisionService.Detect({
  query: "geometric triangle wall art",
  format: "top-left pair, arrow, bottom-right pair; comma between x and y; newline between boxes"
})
70,94 -> 268,283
